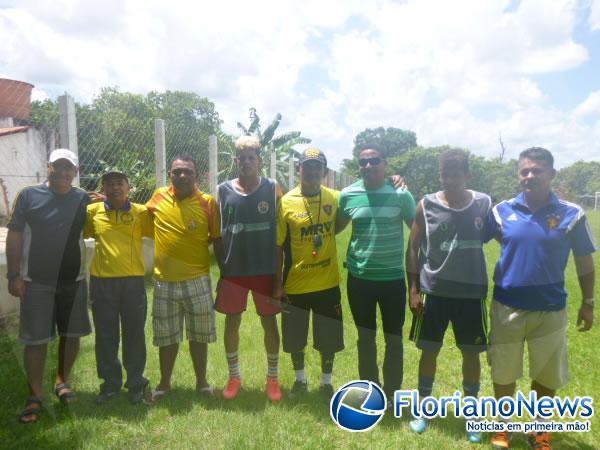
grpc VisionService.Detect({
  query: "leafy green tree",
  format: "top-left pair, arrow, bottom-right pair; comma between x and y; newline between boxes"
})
556,161 -> 600,203
342,127 -> 417,177
469,157 -> 519,203
387,146 -> 444,200
388,146 -> 520,203
30,87 -> 226,200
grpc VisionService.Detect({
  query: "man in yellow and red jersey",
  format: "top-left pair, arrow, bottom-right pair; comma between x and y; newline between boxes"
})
146,155 -> 221,399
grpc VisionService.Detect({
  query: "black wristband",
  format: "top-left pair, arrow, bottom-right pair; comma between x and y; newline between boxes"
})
6,272 -> 20,280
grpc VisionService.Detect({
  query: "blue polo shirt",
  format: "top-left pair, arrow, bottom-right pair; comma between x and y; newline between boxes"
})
490,192 -> 596,311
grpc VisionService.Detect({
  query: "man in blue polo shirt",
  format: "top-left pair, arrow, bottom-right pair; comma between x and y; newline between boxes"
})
488,147 -> 596,450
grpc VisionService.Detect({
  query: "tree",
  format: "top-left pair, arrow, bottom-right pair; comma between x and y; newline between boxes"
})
30,87 -> 227,200
388,146 -> 520,203
342,127 -> 417,177
469,157 -> 519,203
555,161 -> 600,203
387,146 -> 445,200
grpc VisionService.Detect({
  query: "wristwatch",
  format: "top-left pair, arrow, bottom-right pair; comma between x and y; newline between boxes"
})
6,271 -> 20,280
582,297 -> 596,307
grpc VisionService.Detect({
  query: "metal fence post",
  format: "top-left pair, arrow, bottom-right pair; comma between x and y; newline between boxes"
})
209,134 -> 218,197
288,151 -> 294,190
270,150 -> 277,181
154,119 -> 167,188
58,93 -> 79,186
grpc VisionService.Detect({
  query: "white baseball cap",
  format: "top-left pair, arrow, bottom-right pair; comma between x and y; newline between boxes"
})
49,148 -> 78,167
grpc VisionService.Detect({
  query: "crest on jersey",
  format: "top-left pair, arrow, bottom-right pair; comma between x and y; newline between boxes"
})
546,214 -> 560,230
121,212 -> 133,224
474,216 -> 483,231
323,204 -> 333,216
258,201 -> 269,214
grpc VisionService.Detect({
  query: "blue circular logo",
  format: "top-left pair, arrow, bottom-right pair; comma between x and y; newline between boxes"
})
330,380 -> 387,432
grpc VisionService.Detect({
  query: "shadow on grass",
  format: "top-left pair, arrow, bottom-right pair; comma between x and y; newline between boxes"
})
147,386 -> 334,422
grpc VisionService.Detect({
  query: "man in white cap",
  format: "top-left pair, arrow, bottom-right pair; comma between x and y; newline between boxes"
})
6,148 -> 91,423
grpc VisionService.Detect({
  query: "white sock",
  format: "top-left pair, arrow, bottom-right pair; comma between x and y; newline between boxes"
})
321,372 -> 332,386
295,370 -> 306,383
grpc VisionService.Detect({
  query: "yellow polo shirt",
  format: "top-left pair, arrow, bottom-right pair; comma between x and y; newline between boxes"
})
276,185 -> 340,294
84,201 -> 154,278
146,186 -> 221,282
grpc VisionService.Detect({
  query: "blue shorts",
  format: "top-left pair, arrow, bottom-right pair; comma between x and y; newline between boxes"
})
409,295 -> 488,352
20,280 -> 91,345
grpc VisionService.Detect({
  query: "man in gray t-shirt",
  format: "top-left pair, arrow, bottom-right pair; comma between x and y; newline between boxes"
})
7,149 -> 91,423
406,149 -> 492,443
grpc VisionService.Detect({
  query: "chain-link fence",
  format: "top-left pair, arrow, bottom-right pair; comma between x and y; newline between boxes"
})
0,87 -> 355,223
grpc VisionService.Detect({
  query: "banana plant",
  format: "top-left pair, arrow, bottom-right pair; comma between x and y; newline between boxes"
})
233,108 -> 311,190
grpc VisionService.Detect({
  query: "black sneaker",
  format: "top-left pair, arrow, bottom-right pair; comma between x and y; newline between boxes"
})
319,384 -> 334,402
128,383 -> 151,405
95,390 -> 119,405
288,380 -> 308,400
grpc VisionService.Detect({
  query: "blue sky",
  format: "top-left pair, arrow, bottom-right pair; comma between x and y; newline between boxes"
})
1,0 -> 599,168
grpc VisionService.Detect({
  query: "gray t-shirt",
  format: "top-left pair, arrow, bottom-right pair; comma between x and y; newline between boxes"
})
419,190 -> 491,299
218,178 -> 277,277
7,183 -> 89,285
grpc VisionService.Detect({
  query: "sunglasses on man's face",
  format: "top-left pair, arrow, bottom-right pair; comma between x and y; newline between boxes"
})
358,157 -> 383,167
171,168 -> 195,176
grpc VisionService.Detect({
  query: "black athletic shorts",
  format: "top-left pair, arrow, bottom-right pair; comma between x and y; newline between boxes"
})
409,294 -> 488,352
281,286 -> 344,354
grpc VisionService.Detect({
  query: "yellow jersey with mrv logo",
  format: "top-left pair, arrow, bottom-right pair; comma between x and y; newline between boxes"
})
277,185 -> 340,294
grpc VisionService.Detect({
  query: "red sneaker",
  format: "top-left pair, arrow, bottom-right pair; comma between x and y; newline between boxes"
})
222,378 -> 241,400
528,432 -> 552,450
266,378 -> 282,401
491,431 -> 512,449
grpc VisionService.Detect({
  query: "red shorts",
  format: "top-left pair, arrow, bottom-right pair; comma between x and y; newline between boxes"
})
215,275 -> 280,316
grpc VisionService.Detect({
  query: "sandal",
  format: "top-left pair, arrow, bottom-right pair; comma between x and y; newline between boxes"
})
149,388 -> 169,402
19,397 -> 42,424
54,382 -> 76,405
197,385 -> 215,398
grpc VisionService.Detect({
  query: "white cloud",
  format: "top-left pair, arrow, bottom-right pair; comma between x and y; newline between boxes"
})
0,0 -> 598,170
573,91 -> 600,118
589,0 -> 600,30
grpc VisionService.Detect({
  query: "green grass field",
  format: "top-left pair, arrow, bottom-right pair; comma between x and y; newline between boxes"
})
1,212 -> 599,449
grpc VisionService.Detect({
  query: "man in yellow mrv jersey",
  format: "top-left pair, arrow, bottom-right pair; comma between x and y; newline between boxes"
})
274,148 -> 344,401
85,170 -> 153,405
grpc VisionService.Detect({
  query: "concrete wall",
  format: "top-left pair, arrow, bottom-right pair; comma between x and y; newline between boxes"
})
0,227 -> 18,318
0,128 -> 49,218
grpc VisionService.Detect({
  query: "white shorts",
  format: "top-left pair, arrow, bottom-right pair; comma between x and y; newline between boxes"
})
488,300 -> 569,390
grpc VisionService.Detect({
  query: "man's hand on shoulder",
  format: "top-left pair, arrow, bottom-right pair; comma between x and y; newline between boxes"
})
389,175 -> 407,190
88,191 -> 105,203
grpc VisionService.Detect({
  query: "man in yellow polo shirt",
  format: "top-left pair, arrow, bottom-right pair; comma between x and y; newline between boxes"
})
273,148 -> 344,401
146,155 -> 220,399
84,170 -> 154,405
